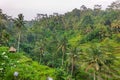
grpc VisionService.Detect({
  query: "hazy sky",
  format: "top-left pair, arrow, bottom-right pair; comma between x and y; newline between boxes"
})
0,0 -> 116,20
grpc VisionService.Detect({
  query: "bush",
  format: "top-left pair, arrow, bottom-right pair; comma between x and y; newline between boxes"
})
54,68 -> 67,80
0,46 -> 55,80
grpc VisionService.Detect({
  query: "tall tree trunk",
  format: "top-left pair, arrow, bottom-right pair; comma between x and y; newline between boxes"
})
62,37 -> 66,66
71,57 -> 74,76
93,71 -> 96,80
17,31 -> 21,52
52,52 -> 55,67
39,50 -> 43,64
62,52 -> 64,66
39,53 -> 41,64
66,62 -> 69,74
62,45 -> 65,66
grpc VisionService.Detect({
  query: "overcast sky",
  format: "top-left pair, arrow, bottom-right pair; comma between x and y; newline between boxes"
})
0,0 -> 116,20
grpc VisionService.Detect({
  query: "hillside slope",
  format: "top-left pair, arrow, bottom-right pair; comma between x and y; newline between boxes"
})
0,47 -> 55,80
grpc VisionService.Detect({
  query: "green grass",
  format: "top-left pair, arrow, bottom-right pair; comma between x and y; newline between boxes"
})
0,47 -> 55,80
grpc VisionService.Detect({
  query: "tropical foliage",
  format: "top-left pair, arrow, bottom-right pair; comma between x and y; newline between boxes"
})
0,0 -> 120,80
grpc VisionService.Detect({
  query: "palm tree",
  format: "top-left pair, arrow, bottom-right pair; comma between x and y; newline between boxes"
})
84,44 -> 116,80
57,36 -> 67,66
85,46 -> 101,80
66,47 -> 81,76
14,14 -> 25,52
0,10 -> 8,45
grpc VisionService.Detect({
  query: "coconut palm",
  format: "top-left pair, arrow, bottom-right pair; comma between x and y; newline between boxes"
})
56,36 -> 67,66
66,46 -> 81,76
0,10 -> 8,45
85,44 -> 116,80
14,14 -> 25,52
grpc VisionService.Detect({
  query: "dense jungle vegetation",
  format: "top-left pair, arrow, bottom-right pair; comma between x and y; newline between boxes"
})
0,0 -> 120,80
